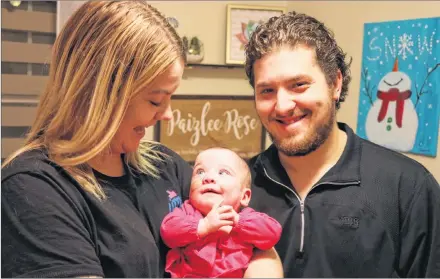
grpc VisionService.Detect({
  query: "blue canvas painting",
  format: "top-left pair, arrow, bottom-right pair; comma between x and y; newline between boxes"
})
356,17 -> 440,157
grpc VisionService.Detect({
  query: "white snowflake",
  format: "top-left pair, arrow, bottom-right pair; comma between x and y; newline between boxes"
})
408,64 -> 413,70
429,83 -> 432,87
437,40 -> 440,43
428,104 -> 433,109
368,31 -> 371,35
429,136 -> 432,140
425,25 -> 429,29
367,75 -> 372,81
415,56 -> 419,60
425,123 -> 428,126
398,33 -> 414,60
398,25 -> 401,29
380,61 -> 383,65
373,27 -> 379,33
380,32 -> 383,36
418,23 -> 422,27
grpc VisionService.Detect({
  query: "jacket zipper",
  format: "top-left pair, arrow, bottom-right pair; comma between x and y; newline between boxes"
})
262,166 -> 360,253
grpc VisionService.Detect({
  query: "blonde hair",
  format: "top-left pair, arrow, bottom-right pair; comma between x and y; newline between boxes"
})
2,1 -> 185,199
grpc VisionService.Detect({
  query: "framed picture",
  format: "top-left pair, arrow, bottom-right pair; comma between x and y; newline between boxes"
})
356,17 -> 440,157
154,95 -> 266,163
226,4 -> 286,65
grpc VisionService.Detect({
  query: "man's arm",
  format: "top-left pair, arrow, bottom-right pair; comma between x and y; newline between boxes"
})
244,248 -> 284,278
398,173 -> 440,277
233,208 -> 282,250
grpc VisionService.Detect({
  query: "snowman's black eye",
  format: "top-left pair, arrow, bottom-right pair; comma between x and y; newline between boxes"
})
394,78 -> 403,86
384,78 -> 404,87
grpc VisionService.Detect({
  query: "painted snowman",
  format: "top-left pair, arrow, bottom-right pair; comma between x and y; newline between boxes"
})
365,58 -> 418,152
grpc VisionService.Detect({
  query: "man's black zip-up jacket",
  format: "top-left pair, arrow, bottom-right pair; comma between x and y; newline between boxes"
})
248,123 -> 440,277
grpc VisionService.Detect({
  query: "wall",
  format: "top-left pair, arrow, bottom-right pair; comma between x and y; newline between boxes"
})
1,1 -> 56,160
2,1 -> 437,180
145,1 -> 287,142
286,1 -> 439,179
56,1 -> 86,34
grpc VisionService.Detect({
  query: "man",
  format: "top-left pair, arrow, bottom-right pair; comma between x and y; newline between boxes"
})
245,11 -> 440,277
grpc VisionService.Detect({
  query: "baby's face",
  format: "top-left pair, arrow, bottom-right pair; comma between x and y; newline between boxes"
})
189,149 -> 250,216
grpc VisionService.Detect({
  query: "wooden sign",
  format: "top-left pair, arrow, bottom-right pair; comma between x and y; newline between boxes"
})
154,95 -> 265,162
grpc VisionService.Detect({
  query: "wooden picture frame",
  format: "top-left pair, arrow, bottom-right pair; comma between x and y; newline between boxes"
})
226,4 -> 286,65
154,95 -> 266,163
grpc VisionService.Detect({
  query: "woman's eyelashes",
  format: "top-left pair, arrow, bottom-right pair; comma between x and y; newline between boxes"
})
150,100 -> 161,107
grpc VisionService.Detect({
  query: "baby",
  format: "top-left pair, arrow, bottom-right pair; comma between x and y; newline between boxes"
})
160,147 -> 282,278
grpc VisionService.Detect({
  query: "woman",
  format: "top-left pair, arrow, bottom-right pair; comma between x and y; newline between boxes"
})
1,1 -> 282,278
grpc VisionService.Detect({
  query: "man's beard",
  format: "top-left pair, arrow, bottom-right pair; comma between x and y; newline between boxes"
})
269,102 -> 336,157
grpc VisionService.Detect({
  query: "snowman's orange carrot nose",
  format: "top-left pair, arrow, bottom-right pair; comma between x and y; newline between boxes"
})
392,57 -> 399,72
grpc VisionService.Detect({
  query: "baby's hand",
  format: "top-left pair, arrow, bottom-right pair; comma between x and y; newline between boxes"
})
218,225 -> 233,234
218,209 -> 240,235
232,209 -> 240,225
197,199 -> 235,238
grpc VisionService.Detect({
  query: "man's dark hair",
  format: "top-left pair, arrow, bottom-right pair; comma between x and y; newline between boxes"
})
245,11 -> 352,109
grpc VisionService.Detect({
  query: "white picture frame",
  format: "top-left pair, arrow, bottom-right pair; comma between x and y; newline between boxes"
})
226,4 -> 286,65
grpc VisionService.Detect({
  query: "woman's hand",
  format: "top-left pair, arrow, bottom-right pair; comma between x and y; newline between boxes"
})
244,247 -> 284,278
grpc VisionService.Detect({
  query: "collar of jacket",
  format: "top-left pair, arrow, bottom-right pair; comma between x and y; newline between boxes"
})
253,122 -> 361,188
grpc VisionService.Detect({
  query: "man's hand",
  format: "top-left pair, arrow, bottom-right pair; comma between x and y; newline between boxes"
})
197,199 -> 236,238
244,248 -> 284,278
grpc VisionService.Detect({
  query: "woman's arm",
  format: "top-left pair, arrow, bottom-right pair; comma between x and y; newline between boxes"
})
244,247 -> 284,278
1,173 -> 104,278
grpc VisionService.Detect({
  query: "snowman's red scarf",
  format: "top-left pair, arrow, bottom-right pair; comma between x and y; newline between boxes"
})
377,88 -> 412,128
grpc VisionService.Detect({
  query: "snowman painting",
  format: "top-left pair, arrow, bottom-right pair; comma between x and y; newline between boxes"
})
358,17 -> 440,157
365,58 -> 418,152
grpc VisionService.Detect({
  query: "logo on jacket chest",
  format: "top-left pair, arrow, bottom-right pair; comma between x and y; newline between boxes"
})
167,190 -> 183,212
335,216 -> 360,229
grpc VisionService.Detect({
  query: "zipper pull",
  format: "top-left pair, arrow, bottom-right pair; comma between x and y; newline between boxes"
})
300,201 -> 304,213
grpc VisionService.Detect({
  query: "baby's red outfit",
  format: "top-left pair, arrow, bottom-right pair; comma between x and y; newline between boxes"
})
160,200 -> 282,278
